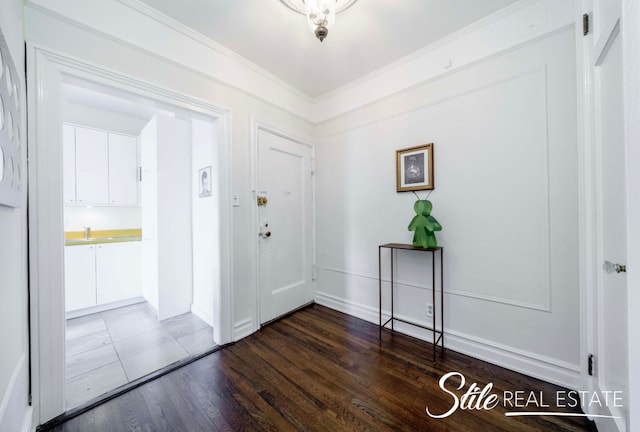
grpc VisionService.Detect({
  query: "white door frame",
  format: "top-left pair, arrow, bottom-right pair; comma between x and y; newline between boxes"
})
249,117 -> 316,329
621,0 -> 640,427
27,43 -> 234,425
576,1 -> 636,429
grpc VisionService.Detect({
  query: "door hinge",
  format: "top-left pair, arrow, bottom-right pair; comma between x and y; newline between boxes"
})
312,265 -> 317,281
583,13 -> 590,36
588,354 -> 595,376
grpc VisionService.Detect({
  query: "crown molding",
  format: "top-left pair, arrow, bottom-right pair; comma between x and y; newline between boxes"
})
313,0 -> 538,104
24,0 -> 574,124
114,0 -> 312,103
311,0 -> 574,122
24,0 -> 314,121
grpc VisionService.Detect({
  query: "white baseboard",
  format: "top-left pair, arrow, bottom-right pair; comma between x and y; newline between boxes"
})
65,296 -> 146,319
315,291 -> 581,390
233,318 -> 255,341
191,303 -> 214,327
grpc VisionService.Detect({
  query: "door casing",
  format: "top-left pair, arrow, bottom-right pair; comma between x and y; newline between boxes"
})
576,1 -> 630,430
27,43 -> 234,424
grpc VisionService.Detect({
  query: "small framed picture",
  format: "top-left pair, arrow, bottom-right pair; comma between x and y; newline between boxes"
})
396,144 -> 434,192
199,166 -> 212,198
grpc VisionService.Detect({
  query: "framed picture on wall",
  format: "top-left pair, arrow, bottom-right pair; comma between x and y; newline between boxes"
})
396,143 -> 434,192
199,166 -> 212,198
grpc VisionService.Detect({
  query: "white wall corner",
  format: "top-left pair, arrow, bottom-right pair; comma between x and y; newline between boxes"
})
315,292 -> 581,390
191,303 -> 214,328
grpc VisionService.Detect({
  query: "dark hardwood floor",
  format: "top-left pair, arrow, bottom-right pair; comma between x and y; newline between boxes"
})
45,305 -> 595,431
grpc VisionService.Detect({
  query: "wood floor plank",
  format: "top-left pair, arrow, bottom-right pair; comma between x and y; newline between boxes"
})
44,305 -> 595,432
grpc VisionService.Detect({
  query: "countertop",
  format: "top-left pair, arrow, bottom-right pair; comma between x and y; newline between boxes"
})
65,229 -> 142,246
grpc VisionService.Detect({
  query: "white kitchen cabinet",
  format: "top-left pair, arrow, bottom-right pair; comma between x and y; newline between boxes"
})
75,127 -> 109,204
96,242 -> 142,304
64,244 -> 97,312
62,124 -> 77,204
108,133 -> 138,205
65,241 -> 142,313
64,125 -> 139,206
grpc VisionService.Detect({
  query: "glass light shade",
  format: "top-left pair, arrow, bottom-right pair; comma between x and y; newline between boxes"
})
305,0 -> 336,28
280,0 -> 357,29
280,0 -> 358,41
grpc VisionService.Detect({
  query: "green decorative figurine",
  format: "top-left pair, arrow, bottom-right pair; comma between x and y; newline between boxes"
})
408,200 -> 442,249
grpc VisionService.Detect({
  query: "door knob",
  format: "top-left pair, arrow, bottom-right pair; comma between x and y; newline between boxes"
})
603,261 -> 627,274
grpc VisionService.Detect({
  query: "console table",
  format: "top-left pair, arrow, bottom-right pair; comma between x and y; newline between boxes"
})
378,243 -> 444,363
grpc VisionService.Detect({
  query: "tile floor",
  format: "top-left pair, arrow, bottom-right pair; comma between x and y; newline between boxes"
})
65,302 -> 216,409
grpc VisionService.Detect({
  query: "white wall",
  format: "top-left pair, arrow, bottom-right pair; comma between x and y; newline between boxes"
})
140,114 -> 194,320
64,206 -> 141,231
315,28 -> 580,389
140,116 -> 159,312
156,116 -> 193,320
0,0 -> 33,431
191,119 -> 218,327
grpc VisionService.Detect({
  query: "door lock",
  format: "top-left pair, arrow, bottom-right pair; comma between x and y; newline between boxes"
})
603,261 -> 627,274
257,196 -> 268,206
259,221 -> 271,238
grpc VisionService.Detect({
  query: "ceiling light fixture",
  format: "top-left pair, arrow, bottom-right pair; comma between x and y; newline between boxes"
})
280,0 -> 358,42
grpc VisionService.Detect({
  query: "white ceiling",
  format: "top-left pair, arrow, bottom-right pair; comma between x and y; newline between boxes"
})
138,0 -> 520,98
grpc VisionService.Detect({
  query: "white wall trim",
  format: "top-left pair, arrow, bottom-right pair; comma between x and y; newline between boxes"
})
319,63 -> 556,314
114,0 -> 311,103
316,291 -> 580,389
312,0 -> 574,122
65,297 -> 145,320
316,0 -> 547,103
25,0 -> 573,124
622,0 -> 640,429
24,0 -> 313,120
323,266 -> 551,312
233,318 -> 254,341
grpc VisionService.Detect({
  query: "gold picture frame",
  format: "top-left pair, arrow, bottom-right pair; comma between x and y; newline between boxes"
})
396,143 -> 434,192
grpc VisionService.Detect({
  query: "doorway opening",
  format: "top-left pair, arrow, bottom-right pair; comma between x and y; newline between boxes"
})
60,80 -> 222,408
28,46 -> 233,423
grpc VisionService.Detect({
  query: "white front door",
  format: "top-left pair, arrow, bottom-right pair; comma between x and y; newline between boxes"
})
585,1 -> 629,429
257,129 -> 314,324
